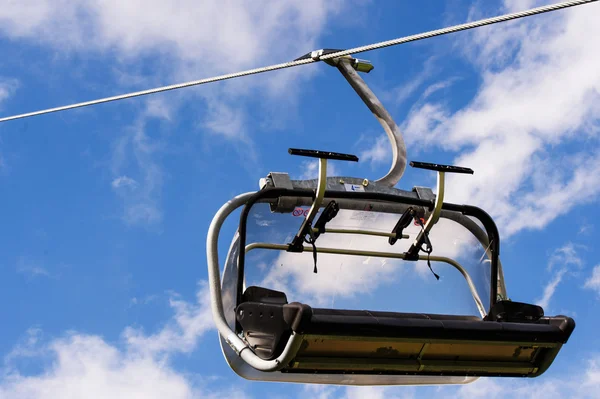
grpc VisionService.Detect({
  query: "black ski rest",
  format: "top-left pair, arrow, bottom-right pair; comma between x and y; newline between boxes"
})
313,201 -> 340,240
410,161 -> 474,174
389,207 -> 418,245
289,148 -> 359,162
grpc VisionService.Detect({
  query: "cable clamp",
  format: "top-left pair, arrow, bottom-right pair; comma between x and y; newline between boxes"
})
310,49 -> 324,61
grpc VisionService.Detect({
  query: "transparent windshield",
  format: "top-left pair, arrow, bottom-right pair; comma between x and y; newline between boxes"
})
240,203 -> 491,318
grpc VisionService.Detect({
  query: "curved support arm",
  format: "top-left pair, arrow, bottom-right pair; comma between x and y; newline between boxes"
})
335,59 -> 407,187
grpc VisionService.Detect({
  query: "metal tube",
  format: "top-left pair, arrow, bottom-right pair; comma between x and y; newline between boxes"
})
313,227 -> 409,239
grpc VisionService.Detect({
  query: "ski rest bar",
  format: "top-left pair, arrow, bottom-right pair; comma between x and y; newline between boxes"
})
410,161 -> 474,175
288,148 -> 360,162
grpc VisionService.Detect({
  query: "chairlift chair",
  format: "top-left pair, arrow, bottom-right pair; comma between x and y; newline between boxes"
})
206,52 -> 575,386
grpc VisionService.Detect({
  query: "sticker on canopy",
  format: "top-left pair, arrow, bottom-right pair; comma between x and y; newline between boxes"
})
348,210 -> 379,222
292,208 -> 310,217
344,183 -> 365,192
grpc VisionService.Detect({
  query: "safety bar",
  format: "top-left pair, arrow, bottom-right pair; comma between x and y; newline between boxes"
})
244,242 -> 487,318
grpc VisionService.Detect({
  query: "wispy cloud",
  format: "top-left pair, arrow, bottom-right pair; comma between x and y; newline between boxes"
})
537,268 -> 567,310
111,176 -> 138,190
128,295 -> 158,309
16,257 -> 50,279
0,77 -> 19,173
536,243 -> 584,310
385,56 -> 438,106
584,265 -> 600,297
359,135 -> 390,166
110,99 -> 170,227
298,159 -> 340,180
421,77 -> 460,100
0,78 -> 18,107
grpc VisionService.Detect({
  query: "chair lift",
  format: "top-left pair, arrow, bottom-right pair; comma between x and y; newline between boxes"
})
206,50 -> 575,386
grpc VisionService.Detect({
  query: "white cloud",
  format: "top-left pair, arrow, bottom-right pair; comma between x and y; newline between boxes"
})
547,243 -> 585,272
399,1 -> 600,237
0,1 -> 342,72
303,385 -> 415,399
16,257 -> 50,278
585,356 -> 600,391
584,265 -> 600,296
401,103 -> 449,149
536,268 -> 567,310
421,78 -> 459,100
128,295 -> 158,308
0,281 -> 225,399
123,281 -> 214,355
344,386 -> 415,399
111,176 -> 138,190
110,100 -> 170,227
0,78 -> 19,172
0,1 -> 353,227
359,135 -> 390,166
298,160 -> 341,180
536,243 -> 584,310
0,335 -> 197,399
387,56 -> 438,106
0,0 -> 347,130
0,78 -> 18,107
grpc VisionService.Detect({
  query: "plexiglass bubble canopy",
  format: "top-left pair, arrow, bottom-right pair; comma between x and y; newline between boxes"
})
206,53 -> 575,386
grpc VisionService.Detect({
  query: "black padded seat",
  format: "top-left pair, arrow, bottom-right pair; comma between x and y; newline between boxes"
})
236,287 -> 575,377
302,307 -> 573,343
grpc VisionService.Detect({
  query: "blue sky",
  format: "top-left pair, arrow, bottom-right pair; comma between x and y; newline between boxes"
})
1,0 -> 600,398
